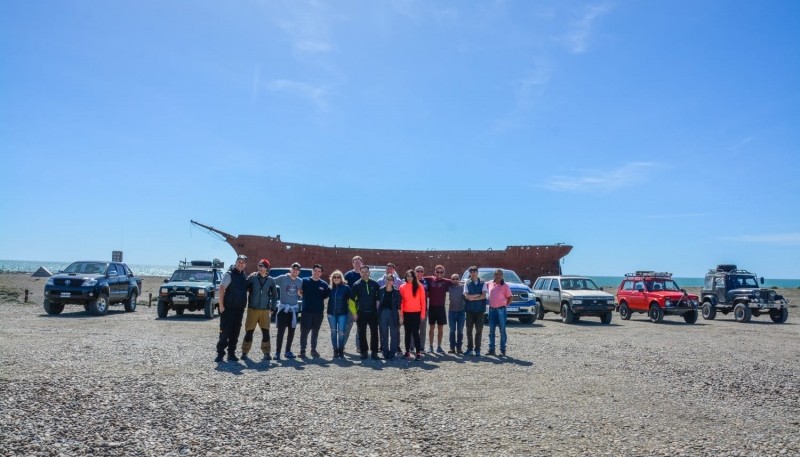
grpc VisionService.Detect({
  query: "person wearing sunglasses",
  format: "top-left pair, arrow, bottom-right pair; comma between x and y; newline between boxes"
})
463,266 -> 487,357
400,269 -> 427,361
423,264 -> 450,354
273,262 -> 303,360
216,255 -> 249,363
377,274 -> 402,360
326,270 -> 352,359
447,273 -> 466,355
241,258 -> 277,361
298,264 -> 330,358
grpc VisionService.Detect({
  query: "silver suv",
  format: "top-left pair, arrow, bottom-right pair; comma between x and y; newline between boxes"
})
532,276 -> 615,324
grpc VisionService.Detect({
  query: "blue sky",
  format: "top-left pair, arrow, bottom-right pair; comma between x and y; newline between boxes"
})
1,1 -> 799,278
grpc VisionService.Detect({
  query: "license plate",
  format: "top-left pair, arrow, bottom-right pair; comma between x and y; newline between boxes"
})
507,306 -> 519,312
60,292 -> 71,298
173,295 -> 189,303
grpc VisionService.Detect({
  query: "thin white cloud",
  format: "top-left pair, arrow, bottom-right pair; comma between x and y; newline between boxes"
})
541,162 -> 662,193
265,79 -> 330,111
270,2 -> 336,54
561,3 -> 612,54
491,63 -> 551,133
723,233 -> 800,246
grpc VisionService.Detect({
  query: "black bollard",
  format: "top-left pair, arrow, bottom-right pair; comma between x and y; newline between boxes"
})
25,289 -> 29,303
149,293 -> 152,307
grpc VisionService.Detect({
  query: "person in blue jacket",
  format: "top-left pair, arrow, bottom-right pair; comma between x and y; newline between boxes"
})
326,270 -> 353,359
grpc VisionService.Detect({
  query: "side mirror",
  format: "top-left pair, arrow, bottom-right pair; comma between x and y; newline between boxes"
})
599,287 -> 604,291
164,278 -> 170,283
553,287 -> 560,292
760,277 -> 764,284
524,280 -> 531,287
680,288 -> 686,293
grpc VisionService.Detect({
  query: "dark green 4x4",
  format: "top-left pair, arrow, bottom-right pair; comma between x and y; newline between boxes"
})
700,264 -> 789,323
157,260 -> 224,319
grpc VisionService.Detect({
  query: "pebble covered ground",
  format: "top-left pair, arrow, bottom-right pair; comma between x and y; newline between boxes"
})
1,274 -> 799,456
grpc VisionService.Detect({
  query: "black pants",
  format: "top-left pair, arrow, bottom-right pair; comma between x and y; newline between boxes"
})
466,311 -> 484,351
300,312 -> 324,352
357,311 -> 379,355
275,311 -> 296,354
403,312 -> 422,353
216,307 -> 245,356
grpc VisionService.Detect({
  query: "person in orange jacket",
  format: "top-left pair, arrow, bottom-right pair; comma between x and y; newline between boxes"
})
399,269 -> 427,361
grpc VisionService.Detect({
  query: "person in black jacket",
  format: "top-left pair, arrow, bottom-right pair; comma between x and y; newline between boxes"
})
350,265 -> 380,360
377,275 -> 402,360
216,255 -> 249,362
298,264 -> 330,358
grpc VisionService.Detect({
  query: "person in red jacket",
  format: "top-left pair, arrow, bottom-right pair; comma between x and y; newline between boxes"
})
400,269 -> 427,361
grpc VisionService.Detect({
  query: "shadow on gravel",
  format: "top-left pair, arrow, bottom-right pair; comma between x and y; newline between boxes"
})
627,318 -> 711,326
157,315 -> 216,323
242,357 -> 274,372
215,361 -> 245,375
38,309 -> 128,319
505,322 -> 545,329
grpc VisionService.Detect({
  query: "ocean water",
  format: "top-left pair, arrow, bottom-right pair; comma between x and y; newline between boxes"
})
0,259 -> 176,277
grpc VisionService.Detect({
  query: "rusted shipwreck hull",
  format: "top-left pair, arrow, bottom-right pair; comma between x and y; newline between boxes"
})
191,220 -> 572,281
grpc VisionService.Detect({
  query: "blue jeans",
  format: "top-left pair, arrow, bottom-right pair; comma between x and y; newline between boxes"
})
488,307 -> 507,353
328,314 -> 348,351
448,310 -> 465,350
379,309 -> 400,357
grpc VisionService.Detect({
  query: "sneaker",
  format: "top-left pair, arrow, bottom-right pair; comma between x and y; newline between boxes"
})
475,350 -> 481,357
404,351 -> 413,360
263,353 -> 272,361
284,351 -> 296,359
299,351 -> 307,358
228,354 -> 239,362
436,346 -> 445,354
371,353 -> 379,360
360,352 -> 368,360
214,354 -> 224,363
415,352 -> 422,361
447,348 -> 456,354
463,349 -> 474,356
501,350 -> 506,357
456,348 -> 464,355
241,353 -> 249,361
427,347 -> 435,354
274,352 -> 281,360
311,349 -> 320,358
487,350 -> 496,356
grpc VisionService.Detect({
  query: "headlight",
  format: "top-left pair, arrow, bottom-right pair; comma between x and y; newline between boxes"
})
197,289 -> 206,297
82,279 -> 98,287
665,299 -> 672,306
160,288 -> 168,296
572,299 -> 583,304
46,278 -> 54,286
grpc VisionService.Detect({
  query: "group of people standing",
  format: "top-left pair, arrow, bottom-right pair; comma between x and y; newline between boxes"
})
215,255 -> 513,363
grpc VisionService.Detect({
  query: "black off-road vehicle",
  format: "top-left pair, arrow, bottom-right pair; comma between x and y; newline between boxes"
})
157,259 -> 224,319
700,264 -> 789,323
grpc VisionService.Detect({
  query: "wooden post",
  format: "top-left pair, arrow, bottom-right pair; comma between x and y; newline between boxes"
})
24,289 -> 29,303
149,293 -> 152,307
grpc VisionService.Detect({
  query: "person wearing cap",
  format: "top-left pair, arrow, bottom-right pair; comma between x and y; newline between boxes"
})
486,269 -> 512,357
298,264 -> 330,358
216,255 -> 249,362
423,264 -> 450,354
273,262 -> 303,360
463,266 -> 487,357
447,273 -> 466,354
241,259 -> 277,361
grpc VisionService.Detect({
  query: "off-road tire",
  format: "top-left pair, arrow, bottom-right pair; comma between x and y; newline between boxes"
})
87,293 -> 109,316
43,299 -> 64,315
770,308 -> 788,324
734,303 -> 752,323
560,303 -> 574,324
204,299 -> 215,319
683,310 -> 698,324
701,302 -> 716,320
124,291 -> 137,312
600,311 -> 613,325
648,303 -> 664,323
157,300 -> 168,318
536,301 -> 545,320
619,302 -> 632,320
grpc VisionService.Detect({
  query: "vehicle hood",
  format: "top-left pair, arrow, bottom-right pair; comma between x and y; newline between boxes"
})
506,282 -> 532,292
728,288 -> 759,297
650,291 -> 699,300
563,289 -> 615,299
52,273 -> 105,281
163,281 -> 213,289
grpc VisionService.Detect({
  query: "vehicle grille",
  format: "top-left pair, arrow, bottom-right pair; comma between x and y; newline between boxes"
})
581,299 -> 610,306
54,279 -> 81,286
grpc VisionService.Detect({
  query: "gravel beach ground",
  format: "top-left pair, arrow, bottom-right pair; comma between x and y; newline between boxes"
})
1,273 -> 799,456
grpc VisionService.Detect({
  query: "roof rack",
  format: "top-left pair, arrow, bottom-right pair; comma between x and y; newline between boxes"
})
708,267 -> 753,276
179,258 -> 224,269
625,271 -> 672,278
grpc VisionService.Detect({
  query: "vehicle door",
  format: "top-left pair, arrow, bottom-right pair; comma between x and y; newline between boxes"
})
547,278 -> 561,312
106,264 -> 121,301
534,278 -> 549,309
714,276 -> 727,304
631,280 -> 647,311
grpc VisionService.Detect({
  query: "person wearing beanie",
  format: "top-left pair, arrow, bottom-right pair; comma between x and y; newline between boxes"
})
241,258 -> 277,361
216,255 -> 248,362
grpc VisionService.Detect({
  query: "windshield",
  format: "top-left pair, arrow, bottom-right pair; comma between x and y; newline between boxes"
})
645,280 -> 681,292
477,269 -> 523,284
170,269 -> 214,282
63,262 -> 107,275
729,275 -> 759,289
560,278 -> 600,290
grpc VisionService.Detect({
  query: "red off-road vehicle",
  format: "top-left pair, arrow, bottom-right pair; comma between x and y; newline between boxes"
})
615,271 -> 700,323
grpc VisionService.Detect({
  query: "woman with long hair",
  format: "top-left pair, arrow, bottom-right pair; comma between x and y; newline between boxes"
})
326,270 -> 352,359
399,269 -> 427,360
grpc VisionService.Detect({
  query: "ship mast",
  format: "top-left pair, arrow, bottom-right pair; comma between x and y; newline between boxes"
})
190,220 -> 236,241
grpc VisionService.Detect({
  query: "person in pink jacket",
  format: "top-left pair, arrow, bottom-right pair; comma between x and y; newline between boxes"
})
400,270 -> 427,361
